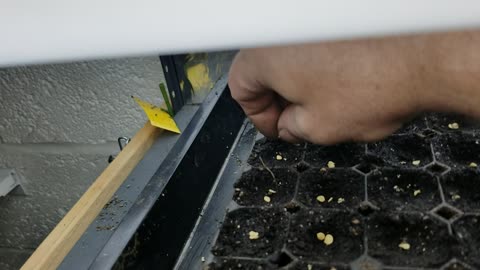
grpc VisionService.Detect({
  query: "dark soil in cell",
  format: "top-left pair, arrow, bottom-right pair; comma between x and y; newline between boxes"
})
367,212 -> 457,268
206,258 -> 273,270
433,133 -> 480,169
442,170 -> 480,212
287,209 -> 364,263
367,169 -> 441,212
367,134 -> 433,168
452,215 -> 480,268
426,113 -> 480,133
248,138 -> 305,168
304,143 -> 365,168
289,262 -> 350,270
234,168 -> 297,207
212,208 -> 288,258
394,116 -> 427,135
296,169 -> 364,210
443,261 -> 473,270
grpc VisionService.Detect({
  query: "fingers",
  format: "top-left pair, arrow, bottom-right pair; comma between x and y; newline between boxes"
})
229,52 -> 282,138
277,103 -> 404,144
277,105 -> 306,143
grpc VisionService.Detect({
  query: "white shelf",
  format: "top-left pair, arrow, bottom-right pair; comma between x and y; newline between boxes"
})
1,0 -> 480,67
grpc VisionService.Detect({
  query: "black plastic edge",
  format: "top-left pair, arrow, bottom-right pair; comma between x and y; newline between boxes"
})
88,81 -> 245,269
174,121 -> 257,270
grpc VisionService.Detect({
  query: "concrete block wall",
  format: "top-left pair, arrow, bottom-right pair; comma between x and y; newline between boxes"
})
0,57 -> 166,269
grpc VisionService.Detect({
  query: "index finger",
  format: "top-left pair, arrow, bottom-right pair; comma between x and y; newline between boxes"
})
228,51 -> 282,138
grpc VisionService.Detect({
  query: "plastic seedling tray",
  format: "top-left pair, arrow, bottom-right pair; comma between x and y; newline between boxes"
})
201,114 -> 480,270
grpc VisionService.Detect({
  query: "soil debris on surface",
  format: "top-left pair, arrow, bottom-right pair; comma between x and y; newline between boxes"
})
209,114 -> 480,269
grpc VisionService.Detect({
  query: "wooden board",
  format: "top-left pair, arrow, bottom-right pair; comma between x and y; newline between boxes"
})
21,122 -> 162,270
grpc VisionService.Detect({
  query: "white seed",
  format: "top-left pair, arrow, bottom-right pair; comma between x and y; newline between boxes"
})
201,257 -> 205,262
448,122 -> 460,129
327,161 -> 336,168
307,264 -> 313,270
249,231 -> 260,240
316,232 -> 326,241
469,162 -> 478,168
452,194 -> 461,200
263,196 -> 271,203
413,190 -> 421,196
324,234 -> 334,245
412,160 -> 421,166
276,154 -> 283,160
268,189 -> 277,195
398,241 -> 411,250
316,195 -> 326,203
337,198 -> 345,204
328,197 -> 333,202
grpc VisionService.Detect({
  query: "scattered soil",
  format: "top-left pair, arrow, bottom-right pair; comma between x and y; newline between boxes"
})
367,134 -> 433,168
296,169 -> 364,210
442,262 -> 473,270
287,209 -> 364,263
304,143 -> 365,168
394,116 -> 428,135
426,113 -> 480,133
367,169 -> 441,212
248,138 -> 305,168
234,168 -> 297,206
441,170 -> 480,212
206,259 -> 273,270
367,212 -> 457,268
452,215 -> 480,268
212,208 -> 289,258
433,133 -> 480,169
289,262 -> 350,270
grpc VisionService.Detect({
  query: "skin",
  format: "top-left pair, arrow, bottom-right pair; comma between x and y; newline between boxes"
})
228,30 -> 480,144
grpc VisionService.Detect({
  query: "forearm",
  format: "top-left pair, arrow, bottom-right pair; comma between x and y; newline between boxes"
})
414,30 -> 480,116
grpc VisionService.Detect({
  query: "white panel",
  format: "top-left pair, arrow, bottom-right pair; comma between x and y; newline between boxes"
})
1,0 -> 480,67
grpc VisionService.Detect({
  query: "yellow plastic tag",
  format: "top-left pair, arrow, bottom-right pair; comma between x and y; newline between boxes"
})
132,96 -> 180,134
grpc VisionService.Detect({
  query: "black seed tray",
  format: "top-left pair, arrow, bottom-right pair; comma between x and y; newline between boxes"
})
206,114 -> 480,270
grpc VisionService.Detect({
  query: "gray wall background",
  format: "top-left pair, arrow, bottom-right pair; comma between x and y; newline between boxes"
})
0,57 -> 166,269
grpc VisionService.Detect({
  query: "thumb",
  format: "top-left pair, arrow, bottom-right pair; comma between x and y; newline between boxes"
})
277,105 -> 310,143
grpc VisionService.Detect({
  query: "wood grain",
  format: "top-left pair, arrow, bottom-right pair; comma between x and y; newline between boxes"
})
21,122 -> 162,270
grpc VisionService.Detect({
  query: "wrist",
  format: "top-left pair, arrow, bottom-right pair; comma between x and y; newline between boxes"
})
412,31 -> 480,117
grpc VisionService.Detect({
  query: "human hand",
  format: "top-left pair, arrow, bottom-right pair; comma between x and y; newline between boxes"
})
229,39 -> 432,144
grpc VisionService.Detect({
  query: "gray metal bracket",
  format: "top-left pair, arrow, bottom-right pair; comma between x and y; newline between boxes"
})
0,169 -> 25,197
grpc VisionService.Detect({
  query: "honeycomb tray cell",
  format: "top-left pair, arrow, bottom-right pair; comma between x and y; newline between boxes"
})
208,114 -> 480,270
